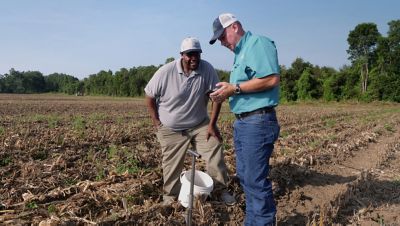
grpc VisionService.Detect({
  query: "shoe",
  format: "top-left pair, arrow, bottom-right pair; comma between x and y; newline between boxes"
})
221,191 -> 236,206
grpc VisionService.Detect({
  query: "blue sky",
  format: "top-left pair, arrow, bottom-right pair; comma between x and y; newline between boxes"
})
1,0 -> 399,79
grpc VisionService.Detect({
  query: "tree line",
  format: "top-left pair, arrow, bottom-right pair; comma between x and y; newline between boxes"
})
1,20 -> 399,102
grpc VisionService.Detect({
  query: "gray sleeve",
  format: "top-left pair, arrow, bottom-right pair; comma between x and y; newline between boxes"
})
144,69 -> 162,98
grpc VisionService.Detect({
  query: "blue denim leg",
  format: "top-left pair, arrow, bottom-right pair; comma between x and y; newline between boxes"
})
234,112 -> 280,226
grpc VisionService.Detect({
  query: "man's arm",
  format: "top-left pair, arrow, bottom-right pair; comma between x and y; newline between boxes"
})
145,95 -> 161,128
207,101 -> 223,142
210,74 -> 280,103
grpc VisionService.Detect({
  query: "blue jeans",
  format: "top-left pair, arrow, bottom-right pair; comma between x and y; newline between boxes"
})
234,111 -> 280,226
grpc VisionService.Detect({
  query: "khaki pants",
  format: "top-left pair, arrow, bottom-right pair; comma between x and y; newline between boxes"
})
156,119 -> 229,201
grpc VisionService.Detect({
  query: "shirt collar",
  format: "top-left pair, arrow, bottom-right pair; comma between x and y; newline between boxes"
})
234,31 -> 252,55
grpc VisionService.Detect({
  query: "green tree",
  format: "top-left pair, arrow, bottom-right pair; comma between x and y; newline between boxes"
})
24,71 -> 46,93
322,72 -> 344,101
339,66 -> 360,100
386,20 -> 400,72
114,68 -> 130,96
165,57 -> 175,64
280,58 -> 313,101
296,67 -> 319,100
347,23 -> 381,94
0,74 -> 5,92
45,73 -> 79,94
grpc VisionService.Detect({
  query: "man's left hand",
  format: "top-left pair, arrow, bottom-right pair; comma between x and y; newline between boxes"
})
209,82 -> 235,103
207,125 -> 223,143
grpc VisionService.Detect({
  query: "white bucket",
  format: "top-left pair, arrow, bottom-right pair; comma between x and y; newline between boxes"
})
178,170 -> 214,207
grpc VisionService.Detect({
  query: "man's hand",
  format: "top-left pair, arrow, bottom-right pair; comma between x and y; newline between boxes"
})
145,95 -> 162,131
152,119 -> 162,130
207,124 -> 223,143
209,82 -> 235,103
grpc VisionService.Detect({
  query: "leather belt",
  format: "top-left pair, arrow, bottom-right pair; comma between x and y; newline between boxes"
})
235,106 -> 275,120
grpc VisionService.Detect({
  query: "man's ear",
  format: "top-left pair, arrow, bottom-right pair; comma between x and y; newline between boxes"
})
231,22 -> 239,33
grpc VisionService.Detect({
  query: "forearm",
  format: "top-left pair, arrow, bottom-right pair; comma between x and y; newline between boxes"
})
145,95 -> 160,126
239,74 -> 280,93
209,101 -> 222,126
210,74 -> 280,103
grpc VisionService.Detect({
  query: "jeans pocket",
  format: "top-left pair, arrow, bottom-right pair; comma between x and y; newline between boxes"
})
263,120 -> 280,144
268,121 -> 281,143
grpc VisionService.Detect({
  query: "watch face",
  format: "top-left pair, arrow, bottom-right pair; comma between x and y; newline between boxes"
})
235,84 -> 241,94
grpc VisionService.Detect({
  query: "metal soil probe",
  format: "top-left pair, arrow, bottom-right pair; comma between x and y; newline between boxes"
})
186,149 -> 201,226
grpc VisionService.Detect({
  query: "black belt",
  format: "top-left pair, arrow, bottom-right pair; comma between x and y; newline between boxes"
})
235,106 -> 275,120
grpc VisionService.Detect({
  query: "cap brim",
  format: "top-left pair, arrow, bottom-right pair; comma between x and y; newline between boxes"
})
209,28 -> 224,45
181,49 -> 202,54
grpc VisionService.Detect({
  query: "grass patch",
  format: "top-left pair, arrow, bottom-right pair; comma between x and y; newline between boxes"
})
95,161 -> 106,181
47,115 -> 61,128
86,148 -> 96,162
30,114 -> 60,127
384,123 -> 395,132
0,155 -> 12,167
31,149 -> 48,160
31,114 -> 48,122
309,139 -> 321,149
0,126 -> 5,136
47,204 -> 57,214
72,115 -> 86,137
108,145 -> 119,160
116,158 -> 141,174
107,145 -> 144,175
219,114 -> 235,124
26,201 -> 38,209
279,148 -> 296,157
134,117 -> 152,127
222,141 -> 232,150
72,116 -> 86,130
327,134 -> 337,140
279,130 -> 290,138
90,113 -> 107,120
64,178 -> 77,186
324,118 -> 336,128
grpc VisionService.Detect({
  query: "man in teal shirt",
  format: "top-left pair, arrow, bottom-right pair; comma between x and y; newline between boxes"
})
209,13 -> 280,226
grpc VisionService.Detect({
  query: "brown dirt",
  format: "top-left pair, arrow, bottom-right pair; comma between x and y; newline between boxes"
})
274,123 -> 400,225
1,94 -> 400,225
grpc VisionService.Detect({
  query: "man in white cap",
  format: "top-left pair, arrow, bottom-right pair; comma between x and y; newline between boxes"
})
209,13 -> 281,225
144,37 -> 236,206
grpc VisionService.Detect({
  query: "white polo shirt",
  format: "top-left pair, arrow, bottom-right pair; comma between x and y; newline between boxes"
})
144,59 -> 219,131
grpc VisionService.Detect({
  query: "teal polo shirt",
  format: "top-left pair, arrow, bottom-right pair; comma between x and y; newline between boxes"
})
229,31 -> 280,114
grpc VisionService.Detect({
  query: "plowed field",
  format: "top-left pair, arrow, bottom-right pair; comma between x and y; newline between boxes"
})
1,94 -> 399,225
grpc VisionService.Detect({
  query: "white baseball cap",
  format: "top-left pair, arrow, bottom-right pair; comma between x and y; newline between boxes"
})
180,37 -> 202,54
209,13 -> 238,45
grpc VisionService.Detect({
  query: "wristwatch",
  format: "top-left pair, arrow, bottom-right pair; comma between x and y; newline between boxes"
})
234,83 -> 241,95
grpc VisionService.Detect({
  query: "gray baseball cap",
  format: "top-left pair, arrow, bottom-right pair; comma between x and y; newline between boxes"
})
180,37 -> 202,54
209,13 -> 238,45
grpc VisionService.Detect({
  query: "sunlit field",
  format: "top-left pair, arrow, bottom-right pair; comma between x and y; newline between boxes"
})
1,94 -> 399,225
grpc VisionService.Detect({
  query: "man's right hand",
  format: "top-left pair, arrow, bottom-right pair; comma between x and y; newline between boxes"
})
153,119 -> 162,130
